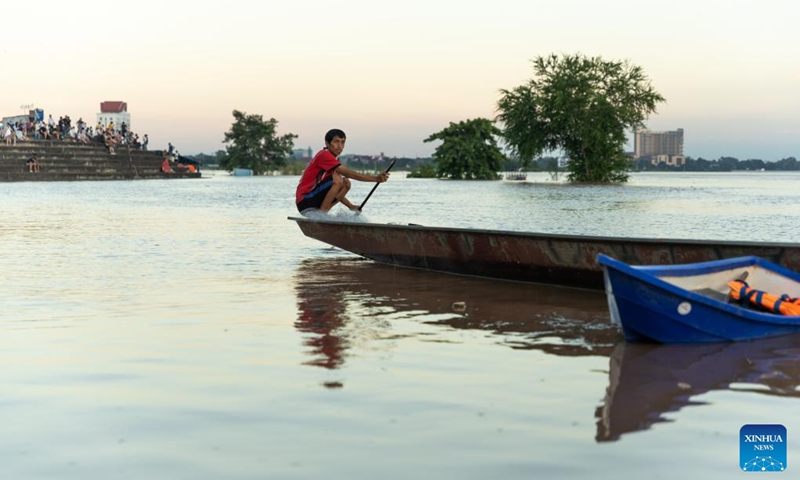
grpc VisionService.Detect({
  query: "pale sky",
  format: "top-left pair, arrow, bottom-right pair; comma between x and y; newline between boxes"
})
3,0 -> 798,160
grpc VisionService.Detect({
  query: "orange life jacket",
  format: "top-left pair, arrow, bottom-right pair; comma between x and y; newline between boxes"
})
728,280 -> 800,316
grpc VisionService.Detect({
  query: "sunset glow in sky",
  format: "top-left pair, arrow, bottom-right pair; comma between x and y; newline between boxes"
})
3,0 -> 798,159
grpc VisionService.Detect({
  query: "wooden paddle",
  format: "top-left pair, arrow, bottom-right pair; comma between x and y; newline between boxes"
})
358,159 -> 395,212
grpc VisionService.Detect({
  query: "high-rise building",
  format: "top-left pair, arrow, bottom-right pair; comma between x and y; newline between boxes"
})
634,128 -> 684,158
634,128 -> 684,167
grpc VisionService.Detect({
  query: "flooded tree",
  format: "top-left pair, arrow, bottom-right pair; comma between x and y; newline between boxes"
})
424,118 -> 505,180
220,110 -> 297,175
497,54 -> 665,183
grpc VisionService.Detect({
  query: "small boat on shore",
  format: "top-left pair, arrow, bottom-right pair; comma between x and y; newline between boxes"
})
598,254 -> 800,343
289,216 -> 800,290
232,168 -> 252,176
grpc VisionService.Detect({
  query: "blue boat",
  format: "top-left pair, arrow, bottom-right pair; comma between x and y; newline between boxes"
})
597,254 -> 800,343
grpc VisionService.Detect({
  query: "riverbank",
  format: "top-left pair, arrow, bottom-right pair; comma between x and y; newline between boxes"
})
0,141 -> 200,181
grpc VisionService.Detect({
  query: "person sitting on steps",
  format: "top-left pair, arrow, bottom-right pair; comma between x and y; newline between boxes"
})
104,132 -> 116,155
26,154 -> 41,173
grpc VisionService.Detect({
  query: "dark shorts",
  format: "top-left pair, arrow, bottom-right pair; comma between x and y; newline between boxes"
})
296,177 -> 333,213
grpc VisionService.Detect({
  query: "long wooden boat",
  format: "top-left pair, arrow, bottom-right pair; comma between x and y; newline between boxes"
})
598,254 -> 800,343
289,216 -> 800,290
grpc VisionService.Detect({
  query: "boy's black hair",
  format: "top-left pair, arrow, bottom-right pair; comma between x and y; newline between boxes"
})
325,129 -> 346,143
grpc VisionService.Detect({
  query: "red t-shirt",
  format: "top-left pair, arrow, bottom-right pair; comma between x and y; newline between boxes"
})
295,149 -> 341,204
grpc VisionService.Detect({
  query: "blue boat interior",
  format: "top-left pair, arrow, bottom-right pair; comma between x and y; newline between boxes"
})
597,254 -> 800,343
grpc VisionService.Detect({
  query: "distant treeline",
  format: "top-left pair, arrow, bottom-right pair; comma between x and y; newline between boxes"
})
342,156 -> 431,171
190,151 -> 434,173
188,151 -> 800,174
636,156 -> 799,172
345,156 -> 560,174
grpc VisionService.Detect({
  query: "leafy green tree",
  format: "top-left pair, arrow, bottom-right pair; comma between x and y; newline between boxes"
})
220,110 -> 297,175
424,118 -> 505,180
497,53 -> 665,183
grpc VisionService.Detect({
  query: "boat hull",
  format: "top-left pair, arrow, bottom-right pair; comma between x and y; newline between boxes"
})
290,216 -> 800,290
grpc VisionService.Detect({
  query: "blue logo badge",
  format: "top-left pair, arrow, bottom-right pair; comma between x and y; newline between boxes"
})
740,424 -> 787,472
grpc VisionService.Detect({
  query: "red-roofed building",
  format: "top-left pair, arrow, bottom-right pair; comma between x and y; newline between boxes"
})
100,101 -> 127,113
96,100 -> 131,131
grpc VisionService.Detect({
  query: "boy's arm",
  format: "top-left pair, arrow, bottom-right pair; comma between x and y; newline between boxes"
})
337,165 -> 389,183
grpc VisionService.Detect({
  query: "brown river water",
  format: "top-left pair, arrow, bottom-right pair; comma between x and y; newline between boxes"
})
1,171 -> 799,479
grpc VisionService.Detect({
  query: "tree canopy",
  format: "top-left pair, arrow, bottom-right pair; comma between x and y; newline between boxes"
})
220,110 -> 297,175
424,118 -> 505,180
497,53 -> 665,183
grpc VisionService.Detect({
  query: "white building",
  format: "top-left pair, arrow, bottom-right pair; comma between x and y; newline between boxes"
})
650,154 -> 686,167
96,101 -> 131,131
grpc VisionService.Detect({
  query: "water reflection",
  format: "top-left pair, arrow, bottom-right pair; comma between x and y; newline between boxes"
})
596,335 -> 800,442
293,266 -> 352,371
293,257 -> 618,373
295,259 -> 800,442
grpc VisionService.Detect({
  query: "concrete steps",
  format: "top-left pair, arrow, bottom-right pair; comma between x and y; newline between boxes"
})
0,141 -> 200,182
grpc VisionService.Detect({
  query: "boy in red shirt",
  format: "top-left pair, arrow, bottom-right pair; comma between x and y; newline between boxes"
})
295,129 -> 389,214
